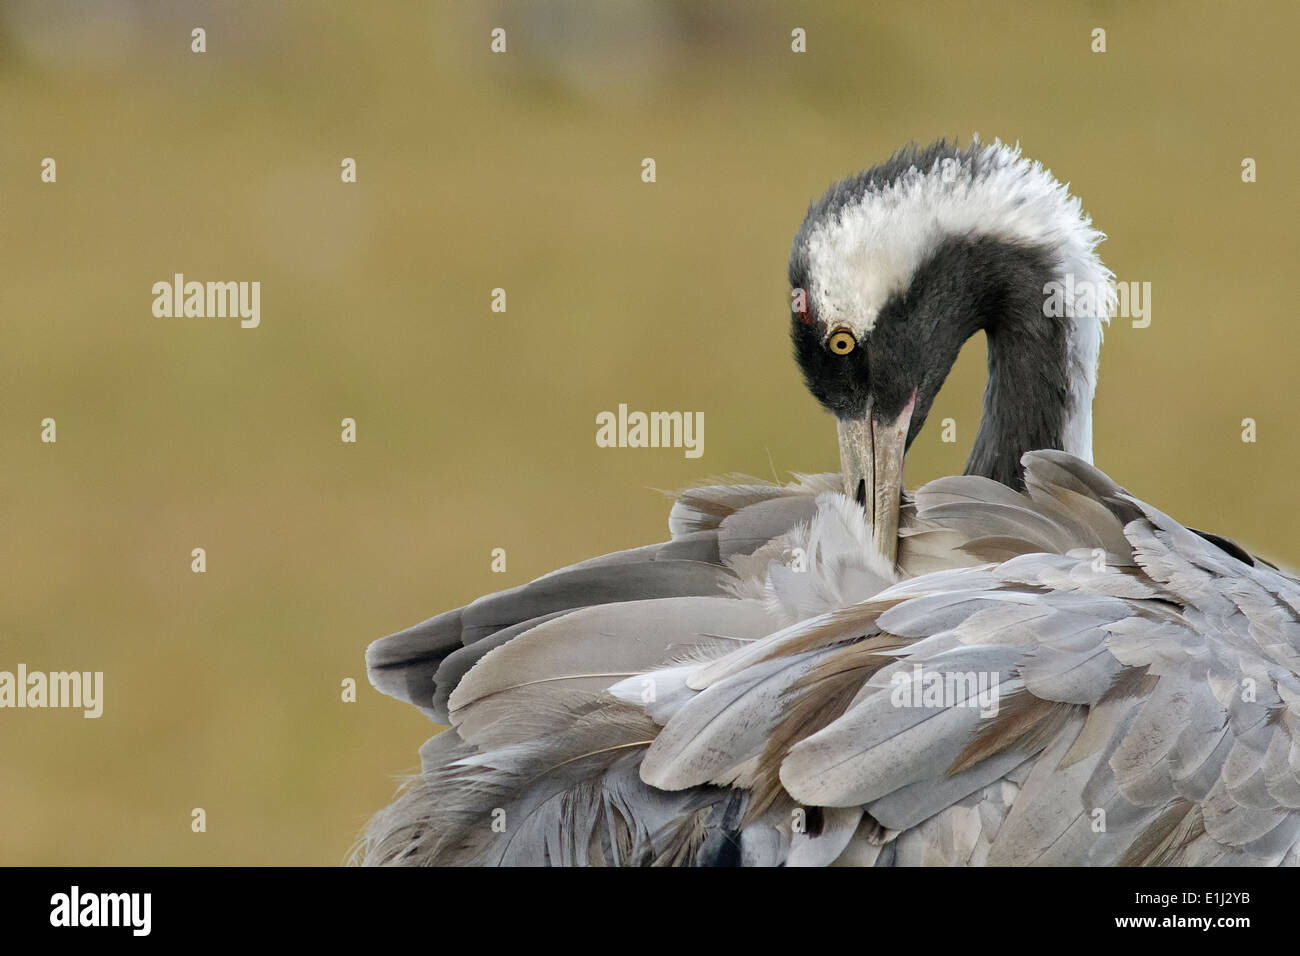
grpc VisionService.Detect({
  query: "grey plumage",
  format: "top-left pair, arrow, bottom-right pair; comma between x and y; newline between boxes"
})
357,451 -> 1300,866
366,476 -> 830,725
358,141 -> 1297,866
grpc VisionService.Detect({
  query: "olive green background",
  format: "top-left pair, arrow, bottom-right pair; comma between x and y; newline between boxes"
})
2,0 -> 1297,864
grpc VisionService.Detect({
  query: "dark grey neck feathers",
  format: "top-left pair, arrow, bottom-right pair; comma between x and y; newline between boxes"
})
954,240 -> 1072,488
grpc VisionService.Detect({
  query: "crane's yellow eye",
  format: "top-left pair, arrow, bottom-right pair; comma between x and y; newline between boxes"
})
828,330 -> 857,355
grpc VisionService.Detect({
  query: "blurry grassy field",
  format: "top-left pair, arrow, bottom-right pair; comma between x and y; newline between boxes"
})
1,0 -> 1297,864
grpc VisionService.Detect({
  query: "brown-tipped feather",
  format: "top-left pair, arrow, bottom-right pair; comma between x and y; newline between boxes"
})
1119,800 -> 1202,867
958,536 -> 1049,563
948,690 -> 1085,775
752,599 -> 912,667
1105,664 -> 1159,701
650,807 -> 712,866
745,634 -> 912,823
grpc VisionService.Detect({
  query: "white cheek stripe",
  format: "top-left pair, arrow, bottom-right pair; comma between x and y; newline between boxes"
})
803,139 -> 1113,462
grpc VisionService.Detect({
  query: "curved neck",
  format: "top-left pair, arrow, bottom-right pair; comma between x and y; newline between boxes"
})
955,241 -> 1098,489
964,321 -> 1070,488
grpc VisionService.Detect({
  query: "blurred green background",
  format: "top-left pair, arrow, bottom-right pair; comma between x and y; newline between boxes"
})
2,0 -> 1297,865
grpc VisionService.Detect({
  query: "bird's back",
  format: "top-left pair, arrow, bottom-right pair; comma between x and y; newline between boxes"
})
359,452 -> 1300,866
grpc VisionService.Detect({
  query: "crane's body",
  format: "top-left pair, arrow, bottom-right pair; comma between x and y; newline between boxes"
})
359,140 -> 1300,866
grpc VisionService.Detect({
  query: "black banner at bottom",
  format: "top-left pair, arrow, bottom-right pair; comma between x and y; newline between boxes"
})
0,865 -> 1276,943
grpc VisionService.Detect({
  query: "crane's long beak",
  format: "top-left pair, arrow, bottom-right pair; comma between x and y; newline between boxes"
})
836,392 -> 915,567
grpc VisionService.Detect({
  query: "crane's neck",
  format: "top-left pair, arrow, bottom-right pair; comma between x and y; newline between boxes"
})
956,240 -> 1104,489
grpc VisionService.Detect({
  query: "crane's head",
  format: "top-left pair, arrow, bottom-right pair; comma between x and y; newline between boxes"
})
789,139 -> 1114,565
